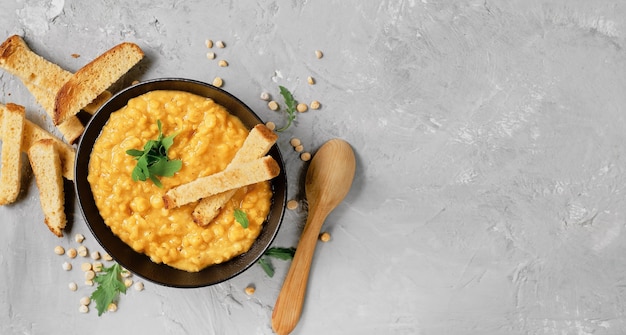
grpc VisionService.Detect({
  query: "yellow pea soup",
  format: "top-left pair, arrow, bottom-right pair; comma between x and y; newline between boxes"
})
87,90 -> 272,272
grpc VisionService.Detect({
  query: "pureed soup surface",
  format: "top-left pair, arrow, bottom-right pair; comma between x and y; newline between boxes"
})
88,90 -> 272,272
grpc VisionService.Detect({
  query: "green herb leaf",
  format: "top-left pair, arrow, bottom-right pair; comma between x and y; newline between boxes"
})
126,120 -> 182,187
258,257 -> 274,277
276,85 -> 297,132
234,209 -> 249,228
264,247 -> 296,260
91,263 -> 127,316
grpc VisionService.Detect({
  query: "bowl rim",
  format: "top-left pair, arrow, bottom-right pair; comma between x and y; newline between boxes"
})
74,78 -> 287,288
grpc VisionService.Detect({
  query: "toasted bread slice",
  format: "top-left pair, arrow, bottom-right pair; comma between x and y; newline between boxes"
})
192,124 -> 278,225
0,103 -> 75,180
0,103 -> 25,205
163,155 -> 280,209
28,139 -> 66,237
0,35 -> 110,143
54,42 -> 144,125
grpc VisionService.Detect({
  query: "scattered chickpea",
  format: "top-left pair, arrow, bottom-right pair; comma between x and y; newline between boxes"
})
85,280 -> 94,286
290,138 -> 301,147
260,92 -> 271,101
74,234 -> 85,243
268,100 -> 279,111
296,103 -> 308,113
206,52 -> 216,60
307,76 -> 315,85
319,232 -> 331,242
124,278 -> 133,288
85,270 -> 96,281
79,305 -> 89,313
68,282 -> 77,291
54,246 -> 65,255
121,269 -> 132,278
244,286 -> 255,296
62,262 -> 72,271
216,40 -> 225,48
80,296 -> 91,306
300,152 -> 311,161
133,282 -> 144,291
310,100 -> 321,110
90,251 -> 101,260
218,59 -> 229,67
205,39 -> 213,48
103,253 -> 113,261
315,50 -> 324,59
77,246 -> 88,257
107,303 -> 117,312
287,200 -> 299,210
265,121 -> 276,131
294,145 -> 304,153
212,77 -> 223,87
92,262 -> 103,272
67,248 -> 77,259
80,262 -> 92,272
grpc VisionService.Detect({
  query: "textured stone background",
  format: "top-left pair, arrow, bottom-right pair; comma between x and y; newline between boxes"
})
2,1 -> 626,334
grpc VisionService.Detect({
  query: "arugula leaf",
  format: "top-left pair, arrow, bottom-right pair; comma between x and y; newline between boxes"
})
234,209 -> 249,228
91,263 -> 127,316
126,120 -> 182,187
276,85 -> 297,132
257,246 -> 296,277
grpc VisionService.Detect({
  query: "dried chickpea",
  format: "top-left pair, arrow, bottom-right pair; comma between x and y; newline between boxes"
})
68,282 -> 77,291
244,286 -> 255,296
265,121 -> 276,131
90,251 -> 101,260
315,50 -> 323,59
205,39 -> 213,48
134,282 -> 144,291
85,270 -> 96,281
260,92 -> 271,101
206,52 -> 216,60
80,262 -> 92,272
268,100 -> 279,111
62,262 -> 72,271
216,40 -> 225,48
108,303 -> 117,312
290,138 -> 301,147
80,296 -> 91,306
77,245 -> 88,257
121,269 -> 132,278
212,77 -> 223,87
54,246 -> 65,255
74,234 -> 85,243
296,103 -> 308,113
124,278 -> 133,288
218,59 -> 228,67
79,305 -> 89,313
85,280 -> 94,286
320,232 -> 331,242
310,100 -> 321,110
300,152 -> 311,161
294,145 -> 304,153
92,262 -> 103,272
307,76 -> 315,85
66,248 -> 77,259
103,253 -> 113,261
287,200 -> 298,210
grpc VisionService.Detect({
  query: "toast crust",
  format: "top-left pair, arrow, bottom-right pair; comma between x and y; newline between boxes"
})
163,155 -> 280,209
53,42 -> 144,125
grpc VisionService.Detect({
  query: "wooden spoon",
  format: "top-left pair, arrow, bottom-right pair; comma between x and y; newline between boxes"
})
272,138 -> 356,335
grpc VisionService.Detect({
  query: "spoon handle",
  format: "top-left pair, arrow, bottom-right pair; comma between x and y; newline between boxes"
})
271,209 -> 327,335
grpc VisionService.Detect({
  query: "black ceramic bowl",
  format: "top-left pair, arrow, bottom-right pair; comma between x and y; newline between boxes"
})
75,78 -> 287,288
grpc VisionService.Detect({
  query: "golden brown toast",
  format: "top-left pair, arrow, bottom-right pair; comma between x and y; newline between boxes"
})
163,155 -> 280,209
54,42 -> 144,125
0,103 -> 25,205
28,139 -> 66,237
192,124 -> 278,225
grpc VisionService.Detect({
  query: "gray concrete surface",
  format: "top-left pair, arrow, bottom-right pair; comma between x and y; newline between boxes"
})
2,1 -> 626,334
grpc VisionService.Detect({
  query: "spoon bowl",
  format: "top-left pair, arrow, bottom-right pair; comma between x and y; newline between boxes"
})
272,138 -> 356,335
